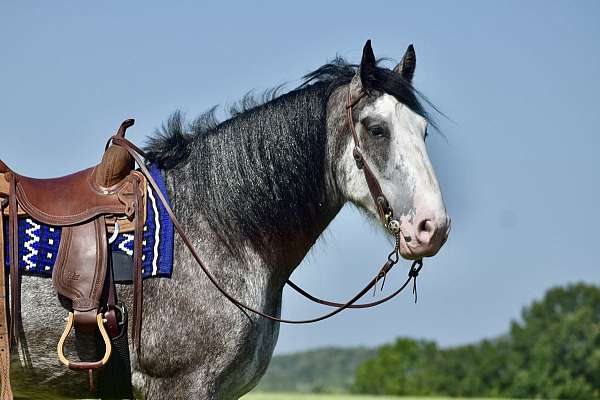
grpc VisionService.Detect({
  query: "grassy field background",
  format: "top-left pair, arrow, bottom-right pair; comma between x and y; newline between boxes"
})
243,393 -> 515,400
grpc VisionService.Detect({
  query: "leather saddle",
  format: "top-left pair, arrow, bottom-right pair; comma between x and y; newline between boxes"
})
0,120 -> 147,398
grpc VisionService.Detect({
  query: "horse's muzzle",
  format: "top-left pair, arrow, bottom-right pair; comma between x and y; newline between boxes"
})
399,215 -> 450,259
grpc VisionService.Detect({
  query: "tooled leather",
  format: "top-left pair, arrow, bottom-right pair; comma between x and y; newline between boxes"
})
0,120 -> 144,389
0,351 -> 11,400
72,299 -> 97,311
52,218 -> 107,316
13,168 -> 137,225
0,210 -> 13,399
96,145 -> 134,188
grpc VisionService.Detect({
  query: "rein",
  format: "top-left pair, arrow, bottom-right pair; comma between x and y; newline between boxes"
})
285,85 -> 424,309
110,84 -> 424,324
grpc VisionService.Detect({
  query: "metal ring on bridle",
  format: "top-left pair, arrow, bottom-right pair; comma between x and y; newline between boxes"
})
387,246 -> 400,265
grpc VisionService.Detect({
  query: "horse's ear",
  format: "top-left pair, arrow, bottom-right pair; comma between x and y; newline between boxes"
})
358,39 -> 377,87
394,44 -> 416,82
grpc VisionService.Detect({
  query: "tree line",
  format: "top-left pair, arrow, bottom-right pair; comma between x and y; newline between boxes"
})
353,283 -> 600,399
255,282 -> 599,398
256,347 -> 376,393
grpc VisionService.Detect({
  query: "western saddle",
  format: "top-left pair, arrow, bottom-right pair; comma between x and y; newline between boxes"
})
0,119 -> 147,399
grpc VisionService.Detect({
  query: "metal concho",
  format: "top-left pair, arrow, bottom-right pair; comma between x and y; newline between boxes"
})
387,219 -> 401,234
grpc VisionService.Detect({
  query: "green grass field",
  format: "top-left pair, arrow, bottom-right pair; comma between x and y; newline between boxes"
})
243,394 -> 512,400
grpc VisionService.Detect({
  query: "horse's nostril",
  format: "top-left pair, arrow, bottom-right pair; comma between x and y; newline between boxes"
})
416,219 -> 436,244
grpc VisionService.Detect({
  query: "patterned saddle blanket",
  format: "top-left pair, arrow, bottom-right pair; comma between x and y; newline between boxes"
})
2,164 -> 174,282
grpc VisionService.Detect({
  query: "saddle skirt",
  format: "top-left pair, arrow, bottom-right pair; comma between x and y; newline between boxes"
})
0,120 -> 173,399
2,163 -> 174,280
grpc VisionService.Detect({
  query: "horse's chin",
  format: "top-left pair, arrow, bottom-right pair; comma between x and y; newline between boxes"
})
397,233 -> 422,260
397,231 -> 443,260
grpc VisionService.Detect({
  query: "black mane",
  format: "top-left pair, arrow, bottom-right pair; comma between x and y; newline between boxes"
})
300,57 -> 433,123
145,57 -> 433,170
145,58 -> 434,253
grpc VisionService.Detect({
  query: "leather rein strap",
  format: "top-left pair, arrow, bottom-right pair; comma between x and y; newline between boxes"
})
110,84 -> 423,325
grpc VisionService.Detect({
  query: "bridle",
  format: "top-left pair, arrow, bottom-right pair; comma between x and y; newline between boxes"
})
110,82 -> 424,325
284,84 -> 425,310
113,84 -> 424,324
347,86 -> 397,230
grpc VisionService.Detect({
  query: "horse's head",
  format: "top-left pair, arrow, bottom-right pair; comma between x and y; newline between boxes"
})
335,41 -> 450,260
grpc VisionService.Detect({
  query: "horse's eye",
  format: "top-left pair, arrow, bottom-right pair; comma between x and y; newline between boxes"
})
368,125 -> 385,137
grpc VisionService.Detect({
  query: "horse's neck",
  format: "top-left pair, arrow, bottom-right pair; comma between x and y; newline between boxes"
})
166,173 -> 342,283
161,88 -> 349,281
164,151 -> 344,285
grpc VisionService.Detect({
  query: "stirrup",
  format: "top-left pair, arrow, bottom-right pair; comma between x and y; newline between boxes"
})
57,312 -> 112,370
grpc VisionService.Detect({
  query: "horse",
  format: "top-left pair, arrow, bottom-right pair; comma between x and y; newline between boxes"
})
12,40 -> 450,399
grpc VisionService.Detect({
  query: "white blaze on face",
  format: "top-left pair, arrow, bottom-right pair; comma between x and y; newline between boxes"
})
346,94 -> 449,258
377,94 -> 445,220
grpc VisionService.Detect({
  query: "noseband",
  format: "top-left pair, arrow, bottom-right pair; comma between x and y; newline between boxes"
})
110,83 -> 424,325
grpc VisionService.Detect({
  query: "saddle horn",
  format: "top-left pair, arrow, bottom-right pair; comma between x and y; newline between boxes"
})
96,119 -> 136,187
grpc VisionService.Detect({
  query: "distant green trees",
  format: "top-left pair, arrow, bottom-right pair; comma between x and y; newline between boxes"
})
353,283 -> 600,399
256,347 -> 376,393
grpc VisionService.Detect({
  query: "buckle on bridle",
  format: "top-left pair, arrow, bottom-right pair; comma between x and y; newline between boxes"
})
352,147 -> 364,169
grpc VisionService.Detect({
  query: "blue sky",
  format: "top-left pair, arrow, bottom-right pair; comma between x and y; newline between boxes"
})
2,1 -> 599,353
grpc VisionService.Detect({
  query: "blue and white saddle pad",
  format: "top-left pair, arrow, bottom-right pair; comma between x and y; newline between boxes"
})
3,163 -> 174,281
